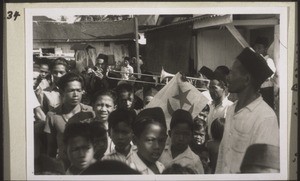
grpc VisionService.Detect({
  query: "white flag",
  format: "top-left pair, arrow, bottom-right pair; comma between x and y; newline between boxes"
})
145,73 -> 209,129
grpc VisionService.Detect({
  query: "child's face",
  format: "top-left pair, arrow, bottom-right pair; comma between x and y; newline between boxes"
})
170,123 -> 192,152
93,135 -> 108,159
193,127 -> 206,145
67,136 -> 95,170
62,80 -> 83,107
39,64 -> 49,79
110,122 -> 133,150
118,92 -> 134,110
52,64 -> 67,84
94,95 -> 115,122
136,123 -> 167,163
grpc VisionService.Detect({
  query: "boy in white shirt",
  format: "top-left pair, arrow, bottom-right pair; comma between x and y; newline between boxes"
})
159,109 -> 204,174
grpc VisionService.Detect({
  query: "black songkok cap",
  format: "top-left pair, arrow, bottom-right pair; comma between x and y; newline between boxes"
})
136,107 -> 166,129
241,144 -> 280,171
237,47 -> 273,86
97,53 -> 108,62
199,66 -> 215,80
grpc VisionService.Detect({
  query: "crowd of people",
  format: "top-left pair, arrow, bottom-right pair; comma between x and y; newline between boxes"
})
32,38 -> 280,175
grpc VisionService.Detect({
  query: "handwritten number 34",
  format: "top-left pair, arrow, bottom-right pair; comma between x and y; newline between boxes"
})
7,11 -> 20,21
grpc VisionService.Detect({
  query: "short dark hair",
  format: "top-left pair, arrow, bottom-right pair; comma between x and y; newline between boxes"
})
210,118 -> 225,141
92,89 -> 117,106
57,72 -> 84,92
213,65 -> 230,88
115,83 -> 134,95
89,121 -> 107,139
193,116 -> 208,131
170,109 -> 193,130
63,122 -> 93,145
96,53 -> 108,63
133,107 -> 167,138
51,57 -> 69,71
254,36 -> 269,48
108,109 -> 136,131
80,160 -> 141,175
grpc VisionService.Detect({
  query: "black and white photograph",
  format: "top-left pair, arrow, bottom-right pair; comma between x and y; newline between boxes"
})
18,3 -> 293,180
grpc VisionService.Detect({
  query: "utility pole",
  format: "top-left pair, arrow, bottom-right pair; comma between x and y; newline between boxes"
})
134,16 -> 140,78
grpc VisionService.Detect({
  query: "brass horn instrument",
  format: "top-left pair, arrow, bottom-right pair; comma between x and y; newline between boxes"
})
106,68 -> 210,89
160,68 -> 210,86
106,69 -> 165,86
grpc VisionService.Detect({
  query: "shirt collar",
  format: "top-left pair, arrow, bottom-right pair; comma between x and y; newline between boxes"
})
165,145 -> 193,161
132,152 -> 164,174
235,95 -> 263,113
55,103 -> 89,114
212,97 -> 229,108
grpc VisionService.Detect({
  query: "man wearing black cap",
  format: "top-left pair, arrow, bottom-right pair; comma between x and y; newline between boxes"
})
253,37 -> 277,109
215,47 -> 279,174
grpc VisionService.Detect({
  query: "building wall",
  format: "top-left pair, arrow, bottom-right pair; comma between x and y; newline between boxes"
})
33,41 -> 130,64
196,28 -> 245,71
144,24 -> 193,74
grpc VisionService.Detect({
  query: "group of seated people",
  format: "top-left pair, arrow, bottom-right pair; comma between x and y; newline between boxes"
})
32,50 -> 279,175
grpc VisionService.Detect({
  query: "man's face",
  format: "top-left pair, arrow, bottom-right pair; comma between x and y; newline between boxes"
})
124,60 -> 129,66
95,59 -> 105,70
110,122 -> 133,151
39,64 -> 49,79
227,60 -> 247,93
136,123 -> 167,163
52,64 -> 67,84
209,79 -> 225,102
253,44 -> 266,56
118,92 -> 134,110
170,123 -> 192,152
93,95 -> 115,122
62,80 -> 83,107
67,136 -> 95,170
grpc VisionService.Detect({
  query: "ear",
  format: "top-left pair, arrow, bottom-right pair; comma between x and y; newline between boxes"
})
168,130 -> 171,137
244,74 -> 252,87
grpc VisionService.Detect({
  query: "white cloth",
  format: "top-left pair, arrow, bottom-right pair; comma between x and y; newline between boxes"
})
215,96 -> 279,173
261,55 -> 276,88
130,152 -> 165,174
201,90 -> 212,105
159,146 -> 204,174
102,144 -> 137,169
120,65 -> 134,80
207,97 -> 233,138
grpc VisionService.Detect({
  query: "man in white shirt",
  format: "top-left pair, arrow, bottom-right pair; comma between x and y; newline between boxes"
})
120,57 -> 134,80
253,37 -> 276,109
215,47 -> 279,174
207,69 -> 233,138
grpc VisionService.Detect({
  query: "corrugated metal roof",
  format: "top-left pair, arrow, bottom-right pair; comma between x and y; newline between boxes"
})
70,43 -> 95,50
141,14 -> 228,32
33,19 -> 135,41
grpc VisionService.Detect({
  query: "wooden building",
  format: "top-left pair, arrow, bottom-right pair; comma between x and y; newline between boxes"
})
142,14 -> 279,76
33,19 -> 137,65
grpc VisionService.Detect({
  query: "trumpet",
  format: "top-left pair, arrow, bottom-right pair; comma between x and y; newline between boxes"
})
160,68 -> 210,86
106,68 -> 210,89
